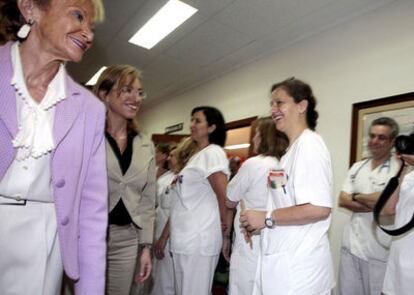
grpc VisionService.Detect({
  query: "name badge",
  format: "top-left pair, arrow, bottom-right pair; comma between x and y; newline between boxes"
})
268,169 -> 288,193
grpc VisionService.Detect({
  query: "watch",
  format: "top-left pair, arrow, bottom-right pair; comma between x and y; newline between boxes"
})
141,243 -> 152,250
265,211 -> 274,229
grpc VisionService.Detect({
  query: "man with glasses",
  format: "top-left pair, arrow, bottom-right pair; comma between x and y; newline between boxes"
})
337,117 -> 400,295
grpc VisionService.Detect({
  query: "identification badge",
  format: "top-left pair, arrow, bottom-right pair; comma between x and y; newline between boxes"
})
268,169 -> 288,193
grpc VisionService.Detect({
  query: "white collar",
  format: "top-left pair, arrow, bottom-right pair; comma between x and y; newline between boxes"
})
10,42 -> 67,110
10,42 -> 67,160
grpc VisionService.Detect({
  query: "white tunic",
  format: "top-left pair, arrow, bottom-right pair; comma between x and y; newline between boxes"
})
383,169 -> 414,295
255,129 -> 335,295
341,156 -> 400,261
227,155 -> 280,295
154,170 -> 175,241
170,144 -> 229,256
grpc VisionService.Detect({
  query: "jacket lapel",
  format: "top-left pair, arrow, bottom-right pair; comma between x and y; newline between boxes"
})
53,75 -> 81,147
124,134 -> 149,179
106,138 -> 123,178
0,42 -> 18,137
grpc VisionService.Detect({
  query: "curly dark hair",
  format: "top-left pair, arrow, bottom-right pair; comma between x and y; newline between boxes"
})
191,106 -> 226,147
271,77 -> 319,130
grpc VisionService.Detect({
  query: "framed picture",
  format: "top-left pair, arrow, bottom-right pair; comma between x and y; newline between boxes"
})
350,92 -> 414,165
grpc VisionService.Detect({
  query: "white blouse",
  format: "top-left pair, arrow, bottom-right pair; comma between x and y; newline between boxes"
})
0,42 -> 67,202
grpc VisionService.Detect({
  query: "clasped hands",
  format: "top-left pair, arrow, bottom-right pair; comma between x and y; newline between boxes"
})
240,209 -> 266,232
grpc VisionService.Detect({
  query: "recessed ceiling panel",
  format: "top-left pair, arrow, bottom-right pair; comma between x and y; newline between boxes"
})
164,19 -> 253,66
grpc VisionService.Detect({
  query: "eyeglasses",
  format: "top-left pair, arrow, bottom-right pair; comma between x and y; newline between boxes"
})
119,86 -> 147,99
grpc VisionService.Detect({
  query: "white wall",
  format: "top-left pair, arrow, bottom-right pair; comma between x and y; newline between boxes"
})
140,0 -> 414,288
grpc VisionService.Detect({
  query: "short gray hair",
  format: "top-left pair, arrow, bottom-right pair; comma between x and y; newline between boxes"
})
370,117 -> 399,139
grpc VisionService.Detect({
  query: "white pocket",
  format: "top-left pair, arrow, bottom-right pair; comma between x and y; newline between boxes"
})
261,251 -> 292,295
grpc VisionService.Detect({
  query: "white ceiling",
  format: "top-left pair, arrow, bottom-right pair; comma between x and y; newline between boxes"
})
67,0 -> 397,105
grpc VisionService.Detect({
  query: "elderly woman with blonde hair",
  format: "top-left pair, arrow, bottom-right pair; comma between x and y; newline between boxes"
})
0,0 -> 106,294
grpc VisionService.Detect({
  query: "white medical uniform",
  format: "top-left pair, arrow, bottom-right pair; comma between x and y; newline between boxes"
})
151,170 -> 175,295
253,129 -> 335,295
170,144 -> 229,295
227,155 -> 280,295
382,169 -> 414,295
338,156 -> 399,295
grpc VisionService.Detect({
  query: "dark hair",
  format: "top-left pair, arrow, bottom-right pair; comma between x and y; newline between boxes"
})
0,0 -> 29,44
156,142 -> 176,170
370,117 -> 399,139
191,106 -> 226,147
271,77 -> 319,130
255,117 -> 289,159
0,0 -> 104,44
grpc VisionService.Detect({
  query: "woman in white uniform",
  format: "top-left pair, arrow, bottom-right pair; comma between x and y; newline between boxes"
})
381,152 -> 414,295
226,117 -> 288,295
170,106 -> 230,295
151,143 -> 176,295
240,78 -> 335,295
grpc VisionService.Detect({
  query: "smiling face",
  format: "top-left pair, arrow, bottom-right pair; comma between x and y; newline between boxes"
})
104,76 -> 144,121
30,0 -> 96,62
270,87 -> 307,135
190,111 -> 215,145
368,124 -> 394,160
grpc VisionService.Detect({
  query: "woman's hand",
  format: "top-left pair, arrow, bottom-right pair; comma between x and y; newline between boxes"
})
240,210 -> 266,232
154,237 -> 167,260
135,247 -> 152,283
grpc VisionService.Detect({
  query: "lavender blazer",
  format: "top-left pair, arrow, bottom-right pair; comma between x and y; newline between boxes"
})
0,42 -> 108,294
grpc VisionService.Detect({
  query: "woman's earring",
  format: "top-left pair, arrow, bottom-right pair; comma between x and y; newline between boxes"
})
17,19 -> 33,39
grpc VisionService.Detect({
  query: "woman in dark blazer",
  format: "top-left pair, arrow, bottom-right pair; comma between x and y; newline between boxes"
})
94,65 -> 156,295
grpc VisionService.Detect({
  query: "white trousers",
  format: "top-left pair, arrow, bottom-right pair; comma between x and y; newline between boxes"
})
0,199 -> 63,295
172,253 -> 219,295
338,247 -> 387,295
229,248 -> 259,295
151,251 -> 175,295
106,224 -> 140,295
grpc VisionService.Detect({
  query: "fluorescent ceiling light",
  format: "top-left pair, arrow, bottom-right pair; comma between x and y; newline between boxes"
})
129,0 -> 198,49
224,143 -> 251,150
86,66 -> 107,86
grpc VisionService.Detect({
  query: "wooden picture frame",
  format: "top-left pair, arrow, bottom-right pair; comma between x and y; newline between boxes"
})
349,92 -> 414,165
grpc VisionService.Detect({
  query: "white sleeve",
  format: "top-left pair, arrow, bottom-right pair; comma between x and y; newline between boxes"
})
341,162 -> 360,194
293,135 -> 333,208
227,159 -> 252,202
195,145 -> 230,178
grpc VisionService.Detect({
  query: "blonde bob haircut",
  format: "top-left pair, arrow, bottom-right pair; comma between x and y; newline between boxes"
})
93,64 -> 143,133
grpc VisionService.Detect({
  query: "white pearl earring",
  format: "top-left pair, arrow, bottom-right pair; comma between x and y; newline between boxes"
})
17,20 -> 33,39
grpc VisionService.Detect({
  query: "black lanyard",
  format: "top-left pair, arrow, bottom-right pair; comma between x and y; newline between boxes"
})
373,160 -> 414,236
